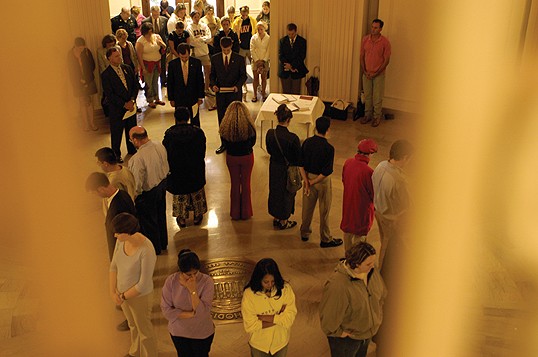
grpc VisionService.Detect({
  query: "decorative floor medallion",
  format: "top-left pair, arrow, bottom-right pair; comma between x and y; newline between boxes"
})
202,257 -> 256,325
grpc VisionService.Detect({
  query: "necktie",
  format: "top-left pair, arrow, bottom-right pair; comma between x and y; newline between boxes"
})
182,61 -> 188,85
154,18 -> 159,33
114,66 -> 128,89
291,38 -> 294,48
224,55 -> 229,71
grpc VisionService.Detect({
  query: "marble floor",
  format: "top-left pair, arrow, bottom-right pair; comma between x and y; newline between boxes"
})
1,85 -> 532,356
84,87 -> 410,357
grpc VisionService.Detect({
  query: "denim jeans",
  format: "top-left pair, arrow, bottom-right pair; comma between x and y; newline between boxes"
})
327,336 -> 370,357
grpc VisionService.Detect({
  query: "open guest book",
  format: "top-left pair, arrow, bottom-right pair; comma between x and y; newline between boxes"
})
272,94 -> 298,104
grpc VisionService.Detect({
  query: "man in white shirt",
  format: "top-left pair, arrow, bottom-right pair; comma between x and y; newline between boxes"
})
128,126 -> 170,255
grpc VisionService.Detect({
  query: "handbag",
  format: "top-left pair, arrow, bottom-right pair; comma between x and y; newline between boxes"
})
329,99 -> 350,120
272,130 -> 303,193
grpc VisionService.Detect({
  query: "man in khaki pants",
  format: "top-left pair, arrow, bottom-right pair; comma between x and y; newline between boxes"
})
359,18 -> 391,127
300,117 -> 343,248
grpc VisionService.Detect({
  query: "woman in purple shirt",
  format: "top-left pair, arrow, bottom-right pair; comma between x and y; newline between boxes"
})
161,249 -> 215,356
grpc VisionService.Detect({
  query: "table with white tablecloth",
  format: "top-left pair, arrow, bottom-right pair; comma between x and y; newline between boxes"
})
254,93 -> 326,149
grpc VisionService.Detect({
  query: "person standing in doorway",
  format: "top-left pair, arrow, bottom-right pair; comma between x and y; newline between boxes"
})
278,23 -> 308,95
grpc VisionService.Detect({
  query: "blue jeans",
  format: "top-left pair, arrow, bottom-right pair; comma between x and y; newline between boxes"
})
327,336 -> 370,357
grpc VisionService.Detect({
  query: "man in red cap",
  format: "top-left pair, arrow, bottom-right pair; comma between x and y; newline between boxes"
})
340,139 -> 378,252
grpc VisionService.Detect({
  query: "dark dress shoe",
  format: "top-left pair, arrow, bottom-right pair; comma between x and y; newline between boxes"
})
117,157 -> 124,164
301,236 -> 309,242
371,117 -> 381,127
215,146 -> 226,154
320,238 -> 343,248
193,215 -> 203,225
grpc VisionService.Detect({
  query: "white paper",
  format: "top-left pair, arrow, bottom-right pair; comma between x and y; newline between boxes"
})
192,102 -> 199,118
123,103 -> 137,120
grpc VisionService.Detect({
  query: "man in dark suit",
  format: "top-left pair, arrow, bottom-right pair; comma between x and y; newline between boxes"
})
278,23 -> 309,94
210,37 -> 247,154
86,172 -> 136,261
168,43 -> 205,127
101,47 -> 138,162
142,6 -> 169,86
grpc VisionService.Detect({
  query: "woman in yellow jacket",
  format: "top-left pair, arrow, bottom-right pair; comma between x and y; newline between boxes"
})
241,258 -> 297,357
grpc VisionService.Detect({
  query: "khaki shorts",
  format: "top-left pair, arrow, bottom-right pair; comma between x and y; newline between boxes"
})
195,54 -> 211,66
251,60 -> 269,75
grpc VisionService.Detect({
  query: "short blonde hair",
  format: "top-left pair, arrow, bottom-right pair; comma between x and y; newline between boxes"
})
219,101 -> 256,142
131,6 -> 141,16
115,28 -> 128,39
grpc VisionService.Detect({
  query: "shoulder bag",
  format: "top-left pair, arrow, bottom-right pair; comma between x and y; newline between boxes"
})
272,129 -> 303,193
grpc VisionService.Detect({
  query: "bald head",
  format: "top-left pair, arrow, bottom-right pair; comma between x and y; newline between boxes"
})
129,126 -> 149,148
120,7 -> 131,20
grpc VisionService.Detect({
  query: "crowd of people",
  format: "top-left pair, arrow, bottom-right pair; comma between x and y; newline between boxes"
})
77,3 -> 410,356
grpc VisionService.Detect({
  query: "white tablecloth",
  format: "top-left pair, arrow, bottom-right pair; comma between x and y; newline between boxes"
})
255,94 -> 325,146
255,93 -> 325,126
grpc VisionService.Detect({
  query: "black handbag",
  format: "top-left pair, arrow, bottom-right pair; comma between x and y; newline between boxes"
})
272,130 -> 303,193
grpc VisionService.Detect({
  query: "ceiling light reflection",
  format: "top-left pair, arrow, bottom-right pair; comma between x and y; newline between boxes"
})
206,209 -> 219,228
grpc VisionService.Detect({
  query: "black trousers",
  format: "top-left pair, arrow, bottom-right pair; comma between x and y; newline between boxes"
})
135,179 -> 168,254
216,91 -> 242,144
110,113 -> 137,158
171,333 -> 214,357
280,77 -> 302,95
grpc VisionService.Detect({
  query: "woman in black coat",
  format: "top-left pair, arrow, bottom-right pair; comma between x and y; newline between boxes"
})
265,104 -> 308,229
163,107 -> 207,227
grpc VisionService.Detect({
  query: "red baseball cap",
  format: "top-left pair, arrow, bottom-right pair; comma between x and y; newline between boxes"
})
358,139 -> 378,154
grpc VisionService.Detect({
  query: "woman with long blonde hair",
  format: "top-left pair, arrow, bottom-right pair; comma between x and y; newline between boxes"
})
219,101 -> 256,220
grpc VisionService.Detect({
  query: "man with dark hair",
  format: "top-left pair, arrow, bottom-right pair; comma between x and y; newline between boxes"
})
101,47 -> 138,163
168,43 -> 205,127
359,18 -> 391,127
111,7 -> 138,44
160,0 -> 174,18
278,23 -> 308,94
341,139 -> 378,252
95,147 -> 136,201
372,139 -> 413,269
128,126 -> 169,255
85,172 -> 136,261
299,117 -> 343,248
210,36 -> 247,154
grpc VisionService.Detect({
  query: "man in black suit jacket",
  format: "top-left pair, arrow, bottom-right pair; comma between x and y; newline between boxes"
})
86,172 -> 136,260
168,43 -> 205,127
278,23 -> 309,95
101,48 -> 138,162
210,37 -> 247,154
143,6 -> 169,86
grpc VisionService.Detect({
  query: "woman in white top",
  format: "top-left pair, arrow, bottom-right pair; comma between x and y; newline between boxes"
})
187,10 -> 212,92
109,213 -> 158,357
200,4 -> 220,55
136,22 -> 166,108
250,21 -> 270,102
241,258 -> 297,357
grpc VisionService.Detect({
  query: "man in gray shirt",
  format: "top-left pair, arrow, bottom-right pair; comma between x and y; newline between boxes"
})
372,140 -> 413,269
128,126 -> 170,255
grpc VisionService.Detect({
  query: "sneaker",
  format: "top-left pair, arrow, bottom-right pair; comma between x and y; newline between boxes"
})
117,319 -> 130,331
320,239 -> 343,248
